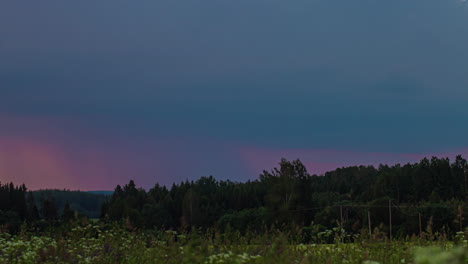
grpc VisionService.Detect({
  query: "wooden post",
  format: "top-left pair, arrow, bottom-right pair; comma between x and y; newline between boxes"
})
340,205 -> 343,228
465,169 -> 468,197
458,205 -> 463,232
419,213 -> 422,238
389,200 -> 392,241
368,211 -> 372,238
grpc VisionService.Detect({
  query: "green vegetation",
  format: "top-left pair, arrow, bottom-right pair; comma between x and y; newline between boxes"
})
1,156 -> 468,263
101,156 -> 468,239
0,223 -> 467,264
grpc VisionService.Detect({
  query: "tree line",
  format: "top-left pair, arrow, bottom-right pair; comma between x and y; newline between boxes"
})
1,155 -> 467,238
101,156 -> 468,239
0,185 -> 107,232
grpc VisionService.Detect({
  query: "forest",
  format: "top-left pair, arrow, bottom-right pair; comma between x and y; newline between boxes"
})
1,155 -> 467,239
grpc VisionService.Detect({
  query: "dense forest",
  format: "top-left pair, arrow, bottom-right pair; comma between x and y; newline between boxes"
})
32,190 -> 109,219
1,156 -> 467,239
0,186 -> 108,231
101,155 -> 468,239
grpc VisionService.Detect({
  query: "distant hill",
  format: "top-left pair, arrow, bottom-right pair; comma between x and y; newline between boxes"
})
87,191 -> 113,196
32,190 -> 110,219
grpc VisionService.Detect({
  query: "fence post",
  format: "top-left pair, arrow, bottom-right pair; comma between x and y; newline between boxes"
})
389,199 -> 392,241
419,213 -> 422,238
368,211 -> 372,238
340,205 -> 343,228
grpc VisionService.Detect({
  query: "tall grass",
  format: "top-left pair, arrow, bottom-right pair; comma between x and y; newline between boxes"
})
0,223 -> 467,264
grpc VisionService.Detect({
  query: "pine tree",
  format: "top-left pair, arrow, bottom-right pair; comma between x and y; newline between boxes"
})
61,201 -> 75,222
41,195 -> 58,221
26,192 -> 39,221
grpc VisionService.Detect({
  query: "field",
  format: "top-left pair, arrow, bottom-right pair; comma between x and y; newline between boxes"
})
1,224 -> 467,264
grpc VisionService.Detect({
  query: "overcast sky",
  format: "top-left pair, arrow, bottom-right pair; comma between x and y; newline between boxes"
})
1,0 -> 468,190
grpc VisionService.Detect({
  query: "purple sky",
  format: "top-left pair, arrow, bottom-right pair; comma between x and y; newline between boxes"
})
1,0 -> 468,190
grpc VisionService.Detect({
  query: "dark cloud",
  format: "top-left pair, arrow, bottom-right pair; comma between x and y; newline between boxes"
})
1,0 -> 468,188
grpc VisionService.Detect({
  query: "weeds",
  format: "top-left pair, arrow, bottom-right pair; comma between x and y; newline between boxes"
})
0,224 -> 467,264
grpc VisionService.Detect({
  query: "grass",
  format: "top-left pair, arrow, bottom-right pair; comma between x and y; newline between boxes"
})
0,223 -> 467,264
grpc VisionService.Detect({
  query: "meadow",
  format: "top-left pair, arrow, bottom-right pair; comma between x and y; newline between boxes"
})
1,223 -> 467,264
2,158 -> 468,263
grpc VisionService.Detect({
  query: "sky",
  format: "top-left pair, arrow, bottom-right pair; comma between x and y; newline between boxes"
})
1,0 -> 468,190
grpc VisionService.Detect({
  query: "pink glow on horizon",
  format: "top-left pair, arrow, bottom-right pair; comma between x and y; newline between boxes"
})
0,136 -> 74,189
3,114 -> 468,190
0,135 -> 136,190
0,114 -> 172,190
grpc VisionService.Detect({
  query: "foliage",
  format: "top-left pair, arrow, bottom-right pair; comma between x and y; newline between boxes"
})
33,190 -> 109,219
0,156 -> 468,242
0,224 -> 467,264
99,156 -> 468,239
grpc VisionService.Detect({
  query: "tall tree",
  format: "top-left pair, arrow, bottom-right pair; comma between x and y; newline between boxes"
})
26,191 -> 39,221
61,201 -> 75,222
41,195 -> 58,221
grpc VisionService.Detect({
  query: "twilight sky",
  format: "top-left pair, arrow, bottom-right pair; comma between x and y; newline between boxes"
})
1,0 -> 468,190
